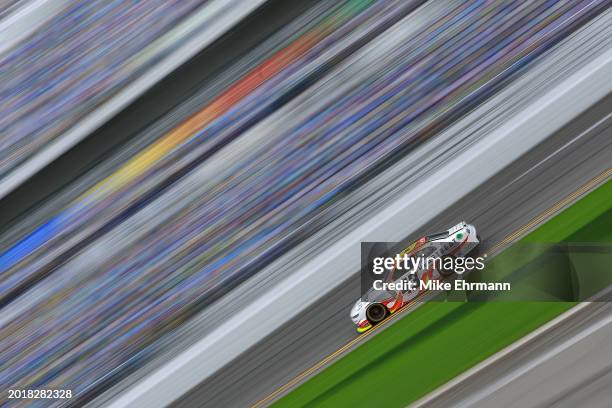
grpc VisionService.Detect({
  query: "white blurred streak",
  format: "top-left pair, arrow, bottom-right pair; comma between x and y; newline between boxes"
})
103,17 -> 612,408
0,0 -> 71,55
0,0 -> 269,200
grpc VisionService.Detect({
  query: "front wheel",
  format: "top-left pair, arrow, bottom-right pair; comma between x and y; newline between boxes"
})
366,303 -> 388,325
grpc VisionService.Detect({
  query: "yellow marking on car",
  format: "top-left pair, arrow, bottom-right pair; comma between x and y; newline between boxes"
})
356,324 -> 372,333
250,168 -> 611,408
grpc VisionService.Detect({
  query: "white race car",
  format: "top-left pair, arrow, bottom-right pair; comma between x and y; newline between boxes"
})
351,221 -> 480,332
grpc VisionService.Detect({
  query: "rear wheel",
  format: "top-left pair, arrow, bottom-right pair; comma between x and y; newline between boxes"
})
366,303 -> 388,325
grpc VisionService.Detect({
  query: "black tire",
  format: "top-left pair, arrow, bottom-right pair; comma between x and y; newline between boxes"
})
438,255 -> 455,277
366,303 -> 388,325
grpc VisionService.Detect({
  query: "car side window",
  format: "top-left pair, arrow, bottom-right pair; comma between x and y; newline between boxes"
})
418,246 -> 437,257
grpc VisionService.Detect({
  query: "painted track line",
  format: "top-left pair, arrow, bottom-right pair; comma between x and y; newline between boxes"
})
251,167 -> 612,408
411,285 -> 612,407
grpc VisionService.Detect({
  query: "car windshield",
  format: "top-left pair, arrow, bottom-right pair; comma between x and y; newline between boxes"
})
418,246 -> 437,257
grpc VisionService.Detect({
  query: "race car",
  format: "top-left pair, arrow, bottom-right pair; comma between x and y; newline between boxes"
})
350,221 -> 480,333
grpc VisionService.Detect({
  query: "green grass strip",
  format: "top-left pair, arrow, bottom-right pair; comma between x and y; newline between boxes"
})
524,177 -> 612,242
274,178 -> 611,408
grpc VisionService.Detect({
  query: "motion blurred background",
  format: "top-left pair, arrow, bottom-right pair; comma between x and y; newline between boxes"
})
0,1 -> 610,407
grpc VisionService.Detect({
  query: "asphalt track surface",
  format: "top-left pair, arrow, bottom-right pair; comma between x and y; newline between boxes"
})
415,299 -> 612,408
171,93 -> 612,408
1,3 -> 608,407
